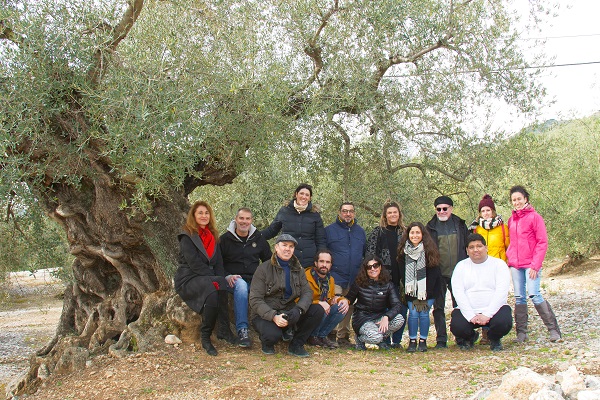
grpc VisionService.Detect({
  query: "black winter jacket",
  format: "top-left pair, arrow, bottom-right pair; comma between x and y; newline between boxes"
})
345,279 -> 401,335
219,221 -> 272,283
174,231 -> 227,314
261,200 -> 326,268
426,214 -> 469,277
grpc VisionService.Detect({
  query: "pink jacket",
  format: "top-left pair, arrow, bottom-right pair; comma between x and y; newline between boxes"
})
506,205 -> 548,271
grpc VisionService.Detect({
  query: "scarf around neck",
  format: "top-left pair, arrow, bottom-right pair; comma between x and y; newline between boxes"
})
198,226 -> 216,258
404,241 -> 427,300
293,200 -> 308,213
311,268 -> 330,302
468,215 -> 504,231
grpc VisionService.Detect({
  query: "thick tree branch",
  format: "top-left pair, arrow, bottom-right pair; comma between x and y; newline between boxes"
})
329,119 -> 351,199
387,161 -> 470,182
298,0 -> 342,92
87,0 -> 145,85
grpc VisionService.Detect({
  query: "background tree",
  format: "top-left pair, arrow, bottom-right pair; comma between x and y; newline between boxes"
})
1,0 -> 549,394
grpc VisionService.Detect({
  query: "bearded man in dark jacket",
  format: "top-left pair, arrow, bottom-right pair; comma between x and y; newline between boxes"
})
426,195 -> 468,349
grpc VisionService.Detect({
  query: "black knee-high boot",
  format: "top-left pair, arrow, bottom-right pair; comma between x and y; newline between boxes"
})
201,305 -> 219,356
216,292 -> 238,345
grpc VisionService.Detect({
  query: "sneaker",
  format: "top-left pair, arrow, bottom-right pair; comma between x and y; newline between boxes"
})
469,331 -> 480,347
261,342 -> 275,355
490,339 -> 503,351
407,339 -> 417,353
282,327 -> 294,342
390,343 -> 403,349
418,339 -> 427,352
307,336 -> 323,346
320,337 -> 339,349
434,341 -> 447,349
288,344 -> 310,357
237,328 -> 252,348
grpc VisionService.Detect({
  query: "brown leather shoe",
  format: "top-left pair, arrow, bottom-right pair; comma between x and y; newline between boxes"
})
321,336 -> 339,349
307,336 -> 324,346
337,337 -> 353,348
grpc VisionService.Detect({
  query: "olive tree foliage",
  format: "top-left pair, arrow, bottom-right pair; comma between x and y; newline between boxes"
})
1,0 -> 549,394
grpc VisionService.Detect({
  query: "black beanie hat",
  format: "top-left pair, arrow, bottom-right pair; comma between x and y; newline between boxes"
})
434,196 -> 454,207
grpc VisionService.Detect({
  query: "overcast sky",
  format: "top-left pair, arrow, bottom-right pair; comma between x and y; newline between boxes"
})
494,0 -> 600,132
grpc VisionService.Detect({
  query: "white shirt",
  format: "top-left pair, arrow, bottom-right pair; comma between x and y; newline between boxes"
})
451,255 -> 510,322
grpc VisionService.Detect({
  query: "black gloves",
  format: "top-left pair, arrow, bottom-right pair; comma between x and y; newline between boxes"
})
285,307 -> 302,325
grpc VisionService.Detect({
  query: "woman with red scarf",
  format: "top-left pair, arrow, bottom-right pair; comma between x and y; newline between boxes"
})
175,201 -> 230,356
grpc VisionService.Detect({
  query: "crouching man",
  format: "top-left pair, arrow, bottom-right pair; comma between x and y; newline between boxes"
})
249,234 -> 324,357
305,250 -> 350,349
450,233 -> 512,351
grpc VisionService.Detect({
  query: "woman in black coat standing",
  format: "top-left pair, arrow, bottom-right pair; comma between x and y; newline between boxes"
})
262,183 -> 326,268
174,200 -> 231,356
397,222 -> 442,353
345,255 -> 404,350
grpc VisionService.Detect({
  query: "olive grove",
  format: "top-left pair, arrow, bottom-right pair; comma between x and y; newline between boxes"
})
1,0 -> 549,394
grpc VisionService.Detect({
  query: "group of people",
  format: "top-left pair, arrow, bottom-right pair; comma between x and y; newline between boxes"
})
174,183 -> 562,358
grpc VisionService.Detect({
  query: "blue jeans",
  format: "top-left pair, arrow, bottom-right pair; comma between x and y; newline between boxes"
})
510,267 -> 544,305
312,304 -> 346,338
226,278 -> 250,331
407,299 -> 435,340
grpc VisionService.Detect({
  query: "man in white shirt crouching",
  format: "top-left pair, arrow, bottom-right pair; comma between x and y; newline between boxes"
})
450,233 -> 512,351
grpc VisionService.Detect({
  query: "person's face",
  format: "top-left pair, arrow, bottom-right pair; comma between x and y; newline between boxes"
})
339,205 -> 356,223
480,206 -> 494,220
194,206 -> 210,228
295,188 -> 311,206
235,210 -> 253,236
408,226 -> 423,246
366,260 -> 381,280
511,192 -> 528,210
385,206 -> 400,226
467,240 -> 488,264
435,204 -> 453,222
275,241 -> 295,261
315,253 -> 333,276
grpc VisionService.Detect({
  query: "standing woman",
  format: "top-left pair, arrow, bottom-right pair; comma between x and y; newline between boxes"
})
469,194 -> 509,261
366,200 -> 407,346
262,183 -> 326,268
506,186 -> 561,342
397,222 -> 442,352
345,255 -> 404,350
174,201 -> 231,356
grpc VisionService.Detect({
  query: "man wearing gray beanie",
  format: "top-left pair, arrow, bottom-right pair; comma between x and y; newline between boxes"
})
426,195 -> 468,349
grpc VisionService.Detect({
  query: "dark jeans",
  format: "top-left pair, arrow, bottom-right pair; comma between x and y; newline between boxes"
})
433,276 -> 457,344
450,305 -> 513,342
252,304 -> 325,347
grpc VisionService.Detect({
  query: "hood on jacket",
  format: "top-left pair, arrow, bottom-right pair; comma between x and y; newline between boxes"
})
226,219 -> 258,241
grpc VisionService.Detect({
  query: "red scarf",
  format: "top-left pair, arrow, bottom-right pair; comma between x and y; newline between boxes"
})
198,226 -> 215,258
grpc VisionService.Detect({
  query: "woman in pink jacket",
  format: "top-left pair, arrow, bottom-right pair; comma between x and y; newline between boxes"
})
506,185 -> 561,343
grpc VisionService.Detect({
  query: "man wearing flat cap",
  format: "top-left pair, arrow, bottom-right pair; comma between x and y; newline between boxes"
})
249,234 -> 325,357
426,195 -> 468,349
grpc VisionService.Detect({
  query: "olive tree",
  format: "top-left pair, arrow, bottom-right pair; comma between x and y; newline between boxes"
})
1,0 -> 548,394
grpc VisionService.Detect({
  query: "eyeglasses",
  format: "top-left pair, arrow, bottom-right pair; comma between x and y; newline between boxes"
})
436,207 -> 449,212
366,262 -> 381,270
340,209 -> 355,214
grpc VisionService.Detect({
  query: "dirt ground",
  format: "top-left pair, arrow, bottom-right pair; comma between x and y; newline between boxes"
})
2,258 -> 599,400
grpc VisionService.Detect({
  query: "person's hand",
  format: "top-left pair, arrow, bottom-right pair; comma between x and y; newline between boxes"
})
286,307 -> 302,325
376,316 -> 389,333
529,268 -> 539,280
226,275 -> 241,288
273,314 -> 288,328
319,301 -> 330,314
337,299 -> 350,314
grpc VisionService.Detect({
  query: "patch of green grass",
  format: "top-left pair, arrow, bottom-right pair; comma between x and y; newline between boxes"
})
279,373 -> 295,383
141,387 -> 154,394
